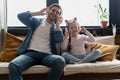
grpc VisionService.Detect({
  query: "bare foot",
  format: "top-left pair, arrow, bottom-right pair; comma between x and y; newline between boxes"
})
75,61 -> 83,64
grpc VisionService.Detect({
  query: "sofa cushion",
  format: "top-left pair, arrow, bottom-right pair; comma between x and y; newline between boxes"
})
85,42 -> 119,61
64,59 -> 120,75
0,32 -> 23,62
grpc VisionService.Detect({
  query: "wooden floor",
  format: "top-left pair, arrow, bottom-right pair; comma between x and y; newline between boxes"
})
1,73 -> 120,80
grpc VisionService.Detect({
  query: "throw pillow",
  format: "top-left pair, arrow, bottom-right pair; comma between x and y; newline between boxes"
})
0,32 -> 23,62
85,42 -> 119,61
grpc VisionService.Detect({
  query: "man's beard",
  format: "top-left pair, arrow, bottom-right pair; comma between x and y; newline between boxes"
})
48,14 -> 56,22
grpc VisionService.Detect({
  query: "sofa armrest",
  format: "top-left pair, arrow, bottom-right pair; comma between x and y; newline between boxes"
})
95,36 -> 114,45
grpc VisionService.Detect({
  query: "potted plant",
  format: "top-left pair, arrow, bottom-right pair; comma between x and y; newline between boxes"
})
95,3 -> 108,28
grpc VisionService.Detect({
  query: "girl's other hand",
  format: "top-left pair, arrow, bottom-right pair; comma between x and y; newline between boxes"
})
80,27 -> 87,33
64,28 -> 69,39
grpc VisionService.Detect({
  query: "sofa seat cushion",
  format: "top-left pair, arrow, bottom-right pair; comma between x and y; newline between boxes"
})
0,62 -> 50,74
64,59 -> 120,75
1,59 -> 120,75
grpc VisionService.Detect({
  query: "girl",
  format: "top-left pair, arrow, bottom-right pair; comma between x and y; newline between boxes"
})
61,18 -> 101,64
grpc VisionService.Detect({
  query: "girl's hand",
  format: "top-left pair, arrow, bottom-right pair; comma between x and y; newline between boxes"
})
64,28 -> 69,40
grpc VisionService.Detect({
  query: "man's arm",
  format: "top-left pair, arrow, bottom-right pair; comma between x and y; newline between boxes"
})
17,8 -> 48,28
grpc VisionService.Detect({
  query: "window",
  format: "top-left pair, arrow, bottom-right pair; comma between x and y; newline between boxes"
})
0,0 -> 7,28
7,0 -> 46,26
59,0 -> 109,26
7,0 -> 109,27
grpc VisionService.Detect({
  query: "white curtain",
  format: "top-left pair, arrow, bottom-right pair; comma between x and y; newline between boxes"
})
0,0 -> 7,51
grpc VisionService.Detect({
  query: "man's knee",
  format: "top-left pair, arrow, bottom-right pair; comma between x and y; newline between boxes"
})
8,62 -> 21,71
54,57 -> 66,68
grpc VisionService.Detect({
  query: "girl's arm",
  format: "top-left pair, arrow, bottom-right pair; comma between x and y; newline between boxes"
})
61,39 -> 69,50
61,29 -> 69,50
85,30 -> 95,42
81,27 -> 95,42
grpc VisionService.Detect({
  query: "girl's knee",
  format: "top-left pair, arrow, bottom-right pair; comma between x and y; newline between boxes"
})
91,49 -> 102,59
61,52 -> 69,57
94,49 -> 102,55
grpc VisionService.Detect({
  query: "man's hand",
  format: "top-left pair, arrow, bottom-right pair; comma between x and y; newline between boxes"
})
39,7 -> 48,15
31,7 -> 48,16
56,16 -> 63,24
56,16 -> 63,31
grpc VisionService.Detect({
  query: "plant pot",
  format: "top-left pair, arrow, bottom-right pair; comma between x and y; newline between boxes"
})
100,21 -> 108,28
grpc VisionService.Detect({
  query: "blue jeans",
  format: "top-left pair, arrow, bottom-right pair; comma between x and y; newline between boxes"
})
62,49 -> 101,64
8,50 -> 65,80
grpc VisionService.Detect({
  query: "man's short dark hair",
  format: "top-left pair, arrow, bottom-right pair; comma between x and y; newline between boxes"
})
49,3 -> 62,16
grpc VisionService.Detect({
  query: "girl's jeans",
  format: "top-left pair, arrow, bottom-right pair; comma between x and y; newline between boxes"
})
8,50 -> 65,80
62,49 -> 101,64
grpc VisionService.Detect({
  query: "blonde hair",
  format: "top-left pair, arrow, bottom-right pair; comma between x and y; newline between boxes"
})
65,18 -> 80,28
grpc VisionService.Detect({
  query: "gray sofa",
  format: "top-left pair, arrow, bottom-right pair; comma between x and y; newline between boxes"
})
1,35 -> 120,80
1,59 -> 120,80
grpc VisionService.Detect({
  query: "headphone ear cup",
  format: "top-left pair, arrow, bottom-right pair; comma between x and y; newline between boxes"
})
78,26 -> 80,32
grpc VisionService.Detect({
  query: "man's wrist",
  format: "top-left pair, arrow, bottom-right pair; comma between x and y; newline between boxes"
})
31,11 -> 41,16
56,25 -> 61,31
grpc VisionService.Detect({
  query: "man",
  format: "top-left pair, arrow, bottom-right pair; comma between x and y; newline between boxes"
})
8,3 -> 65,80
